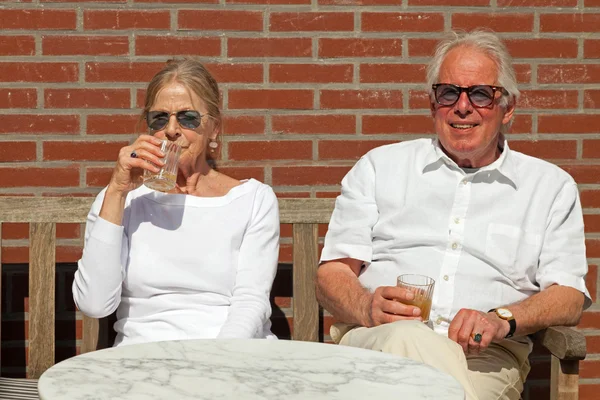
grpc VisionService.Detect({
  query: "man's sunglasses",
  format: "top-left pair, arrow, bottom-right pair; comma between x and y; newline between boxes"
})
432,84 -> 508,108
146,110 -> 203,131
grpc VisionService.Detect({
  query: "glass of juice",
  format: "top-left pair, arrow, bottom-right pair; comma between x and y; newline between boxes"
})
397,274 -> 435,322
143,140 -> 181,192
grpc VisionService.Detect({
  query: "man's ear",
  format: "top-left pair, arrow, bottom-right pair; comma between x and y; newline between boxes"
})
502,96 -> 516,125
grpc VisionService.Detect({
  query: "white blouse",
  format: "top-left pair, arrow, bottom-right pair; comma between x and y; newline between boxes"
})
73,179 -> 280,346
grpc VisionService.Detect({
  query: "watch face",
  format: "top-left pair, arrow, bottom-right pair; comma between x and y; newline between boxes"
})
497,308 -> 513,318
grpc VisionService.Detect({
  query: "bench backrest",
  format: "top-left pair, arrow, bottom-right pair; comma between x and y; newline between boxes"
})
0,196 -> 335,378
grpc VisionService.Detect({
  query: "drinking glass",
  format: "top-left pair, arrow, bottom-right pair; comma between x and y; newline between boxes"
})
143,140 -> 181,192
397,274 -> 435,322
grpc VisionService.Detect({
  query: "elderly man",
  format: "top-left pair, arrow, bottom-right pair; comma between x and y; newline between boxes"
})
316,30 -> 591,400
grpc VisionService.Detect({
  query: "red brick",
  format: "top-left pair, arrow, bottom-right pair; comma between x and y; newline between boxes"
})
584,40 -> 600,59
43,35 -> 129,56
1,115 -> 79,134
518,90 -> 578,110
510,115 -> 532,134
84,10 -> 169,30
363,115 -> 433,134
588,0 -> 600,6
229,90 -> 313,110
222,115 -> 265,135
229,141 -> 312,161
586,264 -> 597,303
214,167 -> 265,182
510,140 -> 577,160
196,63 -> 260,84
0,167 -> 79,188
579,311 -> 600,329
0,142 -> 36,162
408,38 -> 440,57
541,14 -> 600,33
43,0 -> 125,2
539,65 -> 600,84
45,89 -> 130,109
319,38 -> 401,58
229,0 -> 307,3
409,90 -> 431,110
135,36 -> 221,56
582,360 -> 600,378
320,0 -> 407,3
515,64 -> 532,84
275,192 -> 311,198
560,166 -> 600,184
362,12 -> 444,32
539,115 -> 600,134
86,167 -> 112,187
270,64 -> 353,83
0,63 -> 78,83
583,140 -> 600,158
453,14 -> 533,32
134,0 -> 216,3
581,190 -> 600,208
320,90 -> 402,109
498,0 -> 576,5
319,140 -> 397,160
272,115 -> 356,135
0,36 -> 35,56
272,166 -> 351,186
586,335 -> 600,353
505,39 -> 578,59
2,223 -> 80,240
585,215 -> 600,233
228,38 -> 311,58
270,12 -> 354,31
360,64 -> 427,83
0,9 -> 76,29
409,0 -> 489,4
179,10 -> 262,31
587,238 -> 600,258
86,62 -> 163,83
580,384 -> 600,400
87,115 -> 140,135
44,141 -> 128,161
0,89 -> 37,108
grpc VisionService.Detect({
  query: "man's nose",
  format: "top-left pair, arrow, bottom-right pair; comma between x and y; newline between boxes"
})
454,91 -> 473,116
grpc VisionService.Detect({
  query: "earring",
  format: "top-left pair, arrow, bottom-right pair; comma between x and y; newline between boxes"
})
209,140 -> 218,153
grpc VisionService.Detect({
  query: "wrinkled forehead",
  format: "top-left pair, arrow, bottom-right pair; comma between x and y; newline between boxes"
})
150,80 -> 207,111
438,45 -> 499,86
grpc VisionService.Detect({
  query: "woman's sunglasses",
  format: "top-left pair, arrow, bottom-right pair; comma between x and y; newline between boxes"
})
432,84 -> 508,108
146,110 -> 203,131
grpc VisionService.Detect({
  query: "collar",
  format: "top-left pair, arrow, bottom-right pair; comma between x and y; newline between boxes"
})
422,135 -> 519,189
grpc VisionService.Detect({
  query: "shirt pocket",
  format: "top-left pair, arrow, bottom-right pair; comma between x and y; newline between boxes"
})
485,223 -> 542,284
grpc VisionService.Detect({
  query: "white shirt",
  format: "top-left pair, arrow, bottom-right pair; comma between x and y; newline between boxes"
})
73,179 -> 280,346
321,138 -> 591,337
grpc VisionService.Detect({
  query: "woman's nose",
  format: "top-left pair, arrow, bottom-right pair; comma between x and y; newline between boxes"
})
164,115 -> 181,139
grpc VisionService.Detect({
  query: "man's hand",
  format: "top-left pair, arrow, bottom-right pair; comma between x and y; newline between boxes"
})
366,286 -> 423,327
448,308 -> 510,355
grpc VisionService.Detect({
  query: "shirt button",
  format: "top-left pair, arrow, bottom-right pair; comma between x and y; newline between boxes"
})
436,317 -> 443,325
443,275 -> 449,281
453,217 -> 460,224
462,179 -> 468,185
451,243 -> 458,250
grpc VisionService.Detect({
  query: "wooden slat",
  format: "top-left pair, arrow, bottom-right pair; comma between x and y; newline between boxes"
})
0,197 -> 91,223
292,223 -> 319,342
550,356 -> 579,400
28,222 -> 55,379
279,199 -> 335,224
534,326 -> 586,360
81,315 -> 99,354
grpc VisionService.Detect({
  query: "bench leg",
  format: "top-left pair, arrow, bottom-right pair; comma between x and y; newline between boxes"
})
550,356 -> 579,400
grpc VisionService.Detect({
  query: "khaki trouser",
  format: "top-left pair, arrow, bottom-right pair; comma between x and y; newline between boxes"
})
332,320 -> 531,400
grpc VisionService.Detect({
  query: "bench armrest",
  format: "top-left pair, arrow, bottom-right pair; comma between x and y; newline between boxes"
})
531,326 -> 586,360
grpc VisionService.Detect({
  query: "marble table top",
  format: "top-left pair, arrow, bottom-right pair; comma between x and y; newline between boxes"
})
38,339 -> 465,400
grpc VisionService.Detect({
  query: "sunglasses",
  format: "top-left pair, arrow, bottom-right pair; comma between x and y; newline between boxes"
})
146,110 -> 203,131
432,84 -> 508,108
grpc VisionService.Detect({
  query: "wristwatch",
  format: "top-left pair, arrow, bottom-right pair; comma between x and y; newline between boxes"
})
489,308 -> 516,338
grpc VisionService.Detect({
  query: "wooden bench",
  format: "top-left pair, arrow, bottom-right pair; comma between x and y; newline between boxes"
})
0,196 -> 587,400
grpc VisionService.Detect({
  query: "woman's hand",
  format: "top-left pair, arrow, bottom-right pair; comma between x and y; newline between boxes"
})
107,135 -> 166,196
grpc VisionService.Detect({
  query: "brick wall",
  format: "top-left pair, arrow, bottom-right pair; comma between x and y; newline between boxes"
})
1,0 -> 599,398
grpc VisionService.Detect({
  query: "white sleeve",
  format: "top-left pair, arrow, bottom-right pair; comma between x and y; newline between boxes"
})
217,185 -> 280,338
536,182 -> 592,308
320,155 -> 378,263
72,188 -> 128,318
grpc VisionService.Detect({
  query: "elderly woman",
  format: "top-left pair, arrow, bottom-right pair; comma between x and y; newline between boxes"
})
73,59 -> 280,346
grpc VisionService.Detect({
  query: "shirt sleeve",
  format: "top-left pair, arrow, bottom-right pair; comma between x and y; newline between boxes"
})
320,155 -> 379,264
72,188 -> 128,318
536,182 -> 592,309
217,185 -> 280,338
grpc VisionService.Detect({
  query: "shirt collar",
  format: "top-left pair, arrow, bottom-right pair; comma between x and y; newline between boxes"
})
422,135 -> 519,189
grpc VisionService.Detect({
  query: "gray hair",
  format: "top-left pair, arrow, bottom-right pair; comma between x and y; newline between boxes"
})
426,30 -> 520,113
